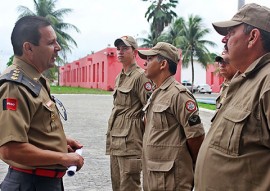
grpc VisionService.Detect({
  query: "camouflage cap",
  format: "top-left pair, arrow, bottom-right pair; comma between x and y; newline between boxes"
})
114,35 -> 138,49
138,42 -> 180,64
213,3 -> 270,36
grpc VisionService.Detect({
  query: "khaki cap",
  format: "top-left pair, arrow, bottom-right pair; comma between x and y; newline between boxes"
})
114,35 -> 138,49
138,42 -> 180,64
213,3 -> 270,36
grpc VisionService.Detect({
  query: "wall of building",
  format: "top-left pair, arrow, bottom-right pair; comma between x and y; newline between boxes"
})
206,63 -> 224,93
59,47 -> 182,91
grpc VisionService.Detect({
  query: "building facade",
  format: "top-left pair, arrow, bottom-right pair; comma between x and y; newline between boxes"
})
59,47 -> 182,91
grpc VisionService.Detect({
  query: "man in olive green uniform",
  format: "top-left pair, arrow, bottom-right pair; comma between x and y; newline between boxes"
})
106,36 -> 152,191
195,3 -> 270,190
138,42 -> 205,191
214,52 -> 237,110
0,16 -> 84,191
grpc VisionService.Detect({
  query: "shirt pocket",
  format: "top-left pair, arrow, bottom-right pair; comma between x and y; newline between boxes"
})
110,127 -> 130,150
210,107 -> 251,156
152,104 -> 170,130
147,160 -> 175,190
113,87 -> 132,107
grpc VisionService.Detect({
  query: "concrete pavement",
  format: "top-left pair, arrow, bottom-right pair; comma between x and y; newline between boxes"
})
0,94 -> 214,191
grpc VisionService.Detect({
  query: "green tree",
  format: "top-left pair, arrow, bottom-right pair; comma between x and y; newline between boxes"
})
7,55 -> 14,67
172,15 -> 216,91
137,30 -> 156,48
143,0 -> 178,43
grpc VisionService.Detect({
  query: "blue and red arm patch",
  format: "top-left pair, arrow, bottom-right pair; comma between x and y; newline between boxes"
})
3,98 -> 17,111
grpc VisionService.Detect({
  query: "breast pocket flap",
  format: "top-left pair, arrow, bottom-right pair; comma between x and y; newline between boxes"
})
118,87 -> 132,93
224,108 -> 250,122
152,104 -> 170,113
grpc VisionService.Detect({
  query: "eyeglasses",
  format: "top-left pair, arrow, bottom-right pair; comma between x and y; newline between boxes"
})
52,95 -> 67,121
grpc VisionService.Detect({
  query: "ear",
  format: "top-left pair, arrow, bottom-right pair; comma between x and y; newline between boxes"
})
247,28 -> 260,48
22,42 -> 33,55
160,59 -> 168,70
133,49 -> 138,57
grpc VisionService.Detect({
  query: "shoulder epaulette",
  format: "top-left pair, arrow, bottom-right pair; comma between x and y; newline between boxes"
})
175,82 -> 187,92
0,69 -> 42,97
136,67 -> 144,74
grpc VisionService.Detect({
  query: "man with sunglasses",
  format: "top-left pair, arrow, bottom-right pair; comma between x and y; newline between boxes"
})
138,42 -> 205,191
195,3 -> 270,190
0,16 -> 84,191
106,35 -> 152,191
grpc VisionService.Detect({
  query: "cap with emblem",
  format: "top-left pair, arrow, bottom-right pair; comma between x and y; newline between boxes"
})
138,42 -> 180,64
213,3 -> 270,36
114,35 -> 138,49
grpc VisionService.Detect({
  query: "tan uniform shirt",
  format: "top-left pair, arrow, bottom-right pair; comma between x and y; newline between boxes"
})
195,53 -> 270,191
143,76 -> 205,191
106,63 -> 152,156
0,57 -> 67,170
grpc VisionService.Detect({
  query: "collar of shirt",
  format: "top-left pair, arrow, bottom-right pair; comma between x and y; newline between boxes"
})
121,63 -> 137,76
13,56 -> 42,82
241,52 -> 270,78
158,76 -> 175,90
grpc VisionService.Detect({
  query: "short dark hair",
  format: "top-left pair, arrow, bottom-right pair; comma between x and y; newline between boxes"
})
11,16 -> 52,56
157,55 -> 177,75
243,23 -> 270,52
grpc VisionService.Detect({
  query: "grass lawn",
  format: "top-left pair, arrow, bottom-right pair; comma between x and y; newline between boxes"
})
51,86 -> 216,110
51,86 -> 111,95
198,102 -> 216,110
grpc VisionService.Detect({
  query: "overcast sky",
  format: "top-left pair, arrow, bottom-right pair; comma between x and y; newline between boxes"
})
0,0 -> 270,72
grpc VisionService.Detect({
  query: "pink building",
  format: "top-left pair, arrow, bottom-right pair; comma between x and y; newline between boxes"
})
206,63 -> 224,93
59,47 -> 182,91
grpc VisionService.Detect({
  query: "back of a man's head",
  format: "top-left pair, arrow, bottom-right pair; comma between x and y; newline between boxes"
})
11,16 -> 51,56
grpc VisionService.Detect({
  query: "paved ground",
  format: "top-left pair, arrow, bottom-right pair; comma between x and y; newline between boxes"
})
0,94 -> 214,191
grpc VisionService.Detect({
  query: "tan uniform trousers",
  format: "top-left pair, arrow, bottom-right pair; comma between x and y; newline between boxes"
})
110,155 -> 142,191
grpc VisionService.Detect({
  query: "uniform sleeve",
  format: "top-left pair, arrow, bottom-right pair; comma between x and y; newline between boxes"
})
0,82 -> 32,146
172,91 -> 205,139
134,73 -> 152,106
260,89 -> 270,142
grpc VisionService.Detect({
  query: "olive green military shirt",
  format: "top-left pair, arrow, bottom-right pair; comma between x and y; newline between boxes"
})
195,53 -> 270,191
143,76 -> 205,191
106,63 -> 152,156
0,57 -> 67,170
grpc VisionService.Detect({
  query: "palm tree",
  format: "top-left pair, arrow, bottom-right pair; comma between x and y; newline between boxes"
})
17,0 -> 80,65
157,17 -> 183,45
137,30 -> 157,48
172,15 -> 217,91
144,0 -> 178,42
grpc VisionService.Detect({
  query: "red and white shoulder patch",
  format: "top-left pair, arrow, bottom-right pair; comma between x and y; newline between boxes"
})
185,100 -> 197,112
3,98 -> 17,111
144,82 -> 152,91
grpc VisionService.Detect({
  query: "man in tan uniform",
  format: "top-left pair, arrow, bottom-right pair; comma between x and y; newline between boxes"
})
215,51 -> 237,109
0,16 -> 84,191
195,3 -> 270,190
106,36 -> 152,191
138,42 -> 205,191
